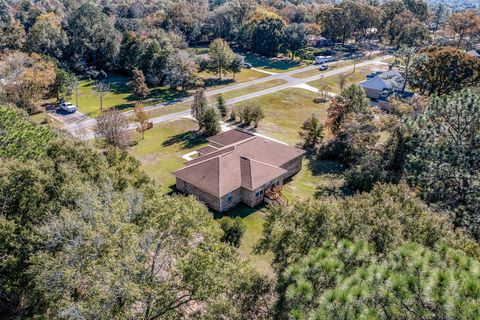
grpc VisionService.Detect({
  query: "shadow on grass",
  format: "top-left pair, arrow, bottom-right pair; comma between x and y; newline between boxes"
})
148,87 -> 190,102
306,154 -> 345,176
244,52 -> 302,71
213,203 -> 266,220
162,130 -> 208,150
203,78 -> 235,88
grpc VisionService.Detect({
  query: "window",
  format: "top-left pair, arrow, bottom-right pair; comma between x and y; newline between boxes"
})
255,191 -> 261,197
260,190 -> 264,195
227,192 -> 233,202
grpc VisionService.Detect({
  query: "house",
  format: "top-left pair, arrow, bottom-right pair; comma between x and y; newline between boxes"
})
466,49 -> 480,58
173,130 -> 305,212
359,67 -> 413,110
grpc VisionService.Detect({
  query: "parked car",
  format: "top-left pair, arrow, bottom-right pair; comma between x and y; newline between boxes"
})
60,102 -> 78,113
319,64 -> 329,71
315,56 -> 335,64
243,63 -> 253,69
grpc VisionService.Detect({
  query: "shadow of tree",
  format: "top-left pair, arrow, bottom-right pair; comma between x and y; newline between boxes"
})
148,87 -> 190,102
213,203 -> 266,220
306,154 -> 345,176
203,78 -> 235,88
244,52 -> 302,71
162,130 -> 207,150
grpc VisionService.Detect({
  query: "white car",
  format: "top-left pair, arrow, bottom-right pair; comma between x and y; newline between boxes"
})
60,102 -> 78,113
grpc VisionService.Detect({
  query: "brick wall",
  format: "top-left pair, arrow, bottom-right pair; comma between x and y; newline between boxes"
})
219,188 -> 242,212
281,155 -> 304,179
176,178 -> 221,211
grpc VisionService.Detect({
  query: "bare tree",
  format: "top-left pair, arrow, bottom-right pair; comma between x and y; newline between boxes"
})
94,81 -> 110,111
70,76 -> 80,108
96,108 -> 132,149
134,102 -> 149,139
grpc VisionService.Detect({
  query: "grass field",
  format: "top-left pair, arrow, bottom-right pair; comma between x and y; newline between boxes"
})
214,79 -> 287,101
233,88 -> 329,145
308,63 -> 388,94
197,68 -> 269,89
129,119 -> 206,194
244,53 -> 306,73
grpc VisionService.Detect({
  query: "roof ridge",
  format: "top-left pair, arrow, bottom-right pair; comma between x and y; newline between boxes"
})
173,150 -> 233,174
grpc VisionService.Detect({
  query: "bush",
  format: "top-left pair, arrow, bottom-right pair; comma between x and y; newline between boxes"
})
219,217 -> 246,247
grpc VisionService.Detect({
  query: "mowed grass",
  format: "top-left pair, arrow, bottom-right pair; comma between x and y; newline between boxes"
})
129,119 -> 207,194
234,88 -> 329,145
244,52 -> 306,73
214,79 -> 287,101
308,63 -> 389,94
197,68 -> 269,89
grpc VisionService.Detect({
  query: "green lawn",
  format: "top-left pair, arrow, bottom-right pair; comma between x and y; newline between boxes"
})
291,60 -> 354,79
198,68 -> 269,89
75,74 -> 189,118
129,119 -> 207,194
244,52 -> 306,73
233,88 -> 329,145
214,79 -> 287,101
308,63 -> 389,94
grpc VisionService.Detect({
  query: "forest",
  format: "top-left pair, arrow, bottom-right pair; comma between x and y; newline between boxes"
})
1,0 -> 480,319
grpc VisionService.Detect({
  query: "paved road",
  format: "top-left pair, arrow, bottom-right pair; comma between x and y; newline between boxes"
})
68,54 -> 391,139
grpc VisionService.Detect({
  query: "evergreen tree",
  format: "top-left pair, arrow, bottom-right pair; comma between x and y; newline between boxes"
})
299,114 -> 324,151
203,108 -> 220,137
128,68 -> 149,100
207,38 -> 234,79
191,88 -> 208,130
216,94 -> 228,119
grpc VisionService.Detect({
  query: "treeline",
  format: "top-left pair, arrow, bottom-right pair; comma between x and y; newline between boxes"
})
0,107 -> 272,319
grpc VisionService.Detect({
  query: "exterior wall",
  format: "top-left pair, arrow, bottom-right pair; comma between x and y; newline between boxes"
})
241,178 -> 284,208
362,87 -> 381,100
176,178 -> 221,211
219,188 -> 243,212
281,155 -> 304,179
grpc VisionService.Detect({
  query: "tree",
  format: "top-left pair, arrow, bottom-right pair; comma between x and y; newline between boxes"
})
94,81 -> 110,111
191,88 -> 208,130
394,45 -> 425,93
282,240 -> 480,320
407,89 -> 480,240
96,108 -> 132,149
216,94 -> 228,119
251,105 -> 265,128
203,108 -> 221,137
242,8 -> 286,57
0,19 -> 25,52
326,84 -> 370,135
256,184 -> 480,273
229,53 -> 244,80
446,10 -> 480,48
237,104 -> 265,127
70,76 -> 80,109
389,11 -> 430,47
165,51 -> 197,90
67,3 -> 120,70
410,46 -> 480,96
25,12 -> 68,59
207,38 -> 234,79
51,67 -> 74,101
219,217 -> 246,247
299,114 -> 324,151
134,102 -> 148,139
283,23 -> 308,59
338,73 -> 347,91
0,51 -> 56,113
128,68 -> 149,100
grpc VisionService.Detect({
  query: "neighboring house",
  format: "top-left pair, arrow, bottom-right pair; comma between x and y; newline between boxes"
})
307,35 -> 334,47
359,67 -> 413,110
173,130 -> 305,212
466,49 -> 480,58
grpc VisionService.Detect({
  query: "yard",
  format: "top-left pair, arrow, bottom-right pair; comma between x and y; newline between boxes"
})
308,63 -> 389,94
244,52 -> 306,73
129,118 -> 206,194
232,88 -> 329,145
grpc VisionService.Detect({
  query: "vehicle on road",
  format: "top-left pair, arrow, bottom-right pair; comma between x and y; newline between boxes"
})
243,63 -> 253,69
315,56 -> 335,64
319,64 -> 329,71
60,102 -> 78,113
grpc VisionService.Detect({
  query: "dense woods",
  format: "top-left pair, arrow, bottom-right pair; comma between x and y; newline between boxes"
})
1,0 -> 480,319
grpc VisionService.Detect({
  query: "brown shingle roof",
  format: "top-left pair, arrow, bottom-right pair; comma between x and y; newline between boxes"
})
207,129 -> 253,146
173,130 -> 305,197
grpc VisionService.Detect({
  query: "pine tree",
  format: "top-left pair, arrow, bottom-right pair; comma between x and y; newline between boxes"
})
216,95 -> 228,119
128,68 -> 149,100
299,114 -> 324,150
203,108 -> 220,137
191,89 -> 208,130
